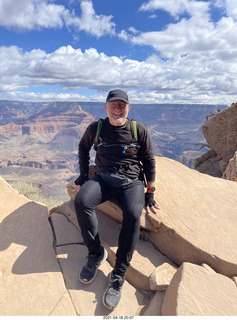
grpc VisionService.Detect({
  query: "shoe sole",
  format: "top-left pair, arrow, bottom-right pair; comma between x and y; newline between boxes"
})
102,272 -> 122,311
102,273 -> 115,310
79,247 -> 108,284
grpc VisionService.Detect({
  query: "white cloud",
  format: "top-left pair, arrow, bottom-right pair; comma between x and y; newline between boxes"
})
226,0 -> 237,19
67,0 -> 115,37
214,0 -> 237,20
0,0 -> 66,30
118,30 -> 130,41
0,0 -> 236,105
139,0 -> 209,20
128,27 -> 139,34
0,0 -> 115,37
0,44 -> 236,104
125,0 -> 237,60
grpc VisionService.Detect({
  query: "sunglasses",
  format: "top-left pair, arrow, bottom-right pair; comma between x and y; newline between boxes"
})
109,102 -> 128,110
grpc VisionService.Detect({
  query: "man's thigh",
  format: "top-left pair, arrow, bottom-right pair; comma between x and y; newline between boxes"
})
76,175 -> 110,207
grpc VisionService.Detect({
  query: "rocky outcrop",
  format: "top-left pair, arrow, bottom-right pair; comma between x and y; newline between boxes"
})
223,151 -> 237,182
176,150 -> 204,168
67,158 -> 237,278
195,102 -> 237,181
161,262 -> 237,316
0,174 -> 170,316
194,149 -> 222,177
1,156 -> 237,316
0,176 -> 76,316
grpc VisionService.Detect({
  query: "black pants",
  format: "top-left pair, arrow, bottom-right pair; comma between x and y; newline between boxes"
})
74,174 -> 144,272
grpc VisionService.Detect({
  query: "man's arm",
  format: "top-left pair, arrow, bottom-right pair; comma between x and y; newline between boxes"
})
137,123 -> 160,214
74,121 -> 97,189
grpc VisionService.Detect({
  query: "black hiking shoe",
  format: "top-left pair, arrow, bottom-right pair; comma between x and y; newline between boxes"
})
103,272 -> 125,310
79,247 -> 108,284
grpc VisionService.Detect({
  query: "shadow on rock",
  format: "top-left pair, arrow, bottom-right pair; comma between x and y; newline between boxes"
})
0,201 -> 59,275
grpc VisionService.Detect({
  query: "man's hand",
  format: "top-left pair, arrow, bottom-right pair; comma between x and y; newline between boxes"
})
146,201 -> 160,214
145,192 -> 161,214
74,184 -> 81,193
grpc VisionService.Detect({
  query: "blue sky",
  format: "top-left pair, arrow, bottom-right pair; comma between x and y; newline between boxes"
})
0,0 -> 236,104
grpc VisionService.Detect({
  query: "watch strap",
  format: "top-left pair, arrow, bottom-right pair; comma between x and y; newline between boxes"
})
147,186 -> 155,193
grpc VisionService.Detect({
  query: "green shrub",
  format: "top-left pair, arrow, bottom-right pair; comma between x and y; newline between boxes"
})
9,180 -> 61,210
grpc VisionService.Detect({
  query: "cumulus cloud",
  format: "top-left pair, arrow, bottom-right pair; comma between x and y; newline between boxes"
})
129,18 -> 237,58
0,0 -> 236,104
0,45 -> 123,91
125,0 -> 237,60
116,0 -> 237,103
139,0 -> 209,20
0,0 -> 66,30
214,0 -> 237,20
67,0 -> 116,37
0,44 -> 236,104
0,0 -> 115,36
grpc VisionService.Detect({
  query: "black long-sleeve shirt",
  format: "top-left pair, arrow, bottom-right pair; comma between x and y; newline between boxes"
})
76,117 -> 156,185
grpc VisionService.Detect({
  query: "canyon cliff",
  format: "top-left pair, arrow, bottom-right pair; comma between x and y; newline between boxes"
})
0,100 -> 227,201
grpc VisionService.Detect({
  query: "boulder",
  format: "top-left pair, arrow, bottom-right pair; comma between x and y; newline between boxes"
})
194,149 -> 222,177
0,176 -> 76,316
147,157 -> 237,277
195,103 -> 237,176
149,262 -> 177,291
202,103 -> 237,166
223,151 -> 237,182
232,276 -> 237,287
161,262 -> 237,316
141,291 -> 165,316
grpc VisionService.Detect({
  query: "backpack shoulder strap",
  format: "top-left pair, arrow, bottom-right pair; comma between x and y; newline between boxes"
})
130,119 -> 138,143
94,118 -> 104,147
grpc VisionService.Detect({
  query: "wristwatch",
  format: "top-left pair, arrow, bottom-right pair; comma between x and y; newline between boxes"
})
147,186 -> 156,193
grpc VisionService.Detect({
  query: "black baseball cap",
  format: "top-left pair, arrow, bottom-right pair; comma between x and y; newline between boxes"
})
106,89 -> 129,104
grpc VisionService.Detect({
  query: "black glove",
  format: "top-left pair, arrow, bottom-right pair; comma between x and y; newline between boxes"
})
74,173 -> 89,186
145,192 -> 156,207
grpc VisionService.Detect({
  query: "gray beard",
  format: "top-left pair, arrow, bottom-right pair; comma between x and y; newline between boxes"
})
112,117 -> 126,126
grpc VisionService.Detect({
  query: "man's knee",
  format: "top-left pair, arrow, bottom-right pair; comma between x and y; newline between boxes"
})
74,179 -> 103,212
74,190 -> 83,207
74,190 -> 97,225
75,188 -> 92,210
123,206 -> 142,226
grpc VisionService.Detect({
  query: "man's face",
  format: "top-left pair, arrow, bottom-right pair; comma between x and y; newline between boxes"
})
104,100 -> 130,126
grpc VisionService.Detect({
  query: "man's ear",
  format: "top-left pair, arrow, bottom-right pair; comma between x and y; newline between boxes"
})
104,103 -> 108,112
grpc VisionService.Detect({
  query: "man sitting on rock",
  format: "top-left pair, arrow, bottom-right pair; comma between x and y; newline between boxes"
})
74,89 -> 160,310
